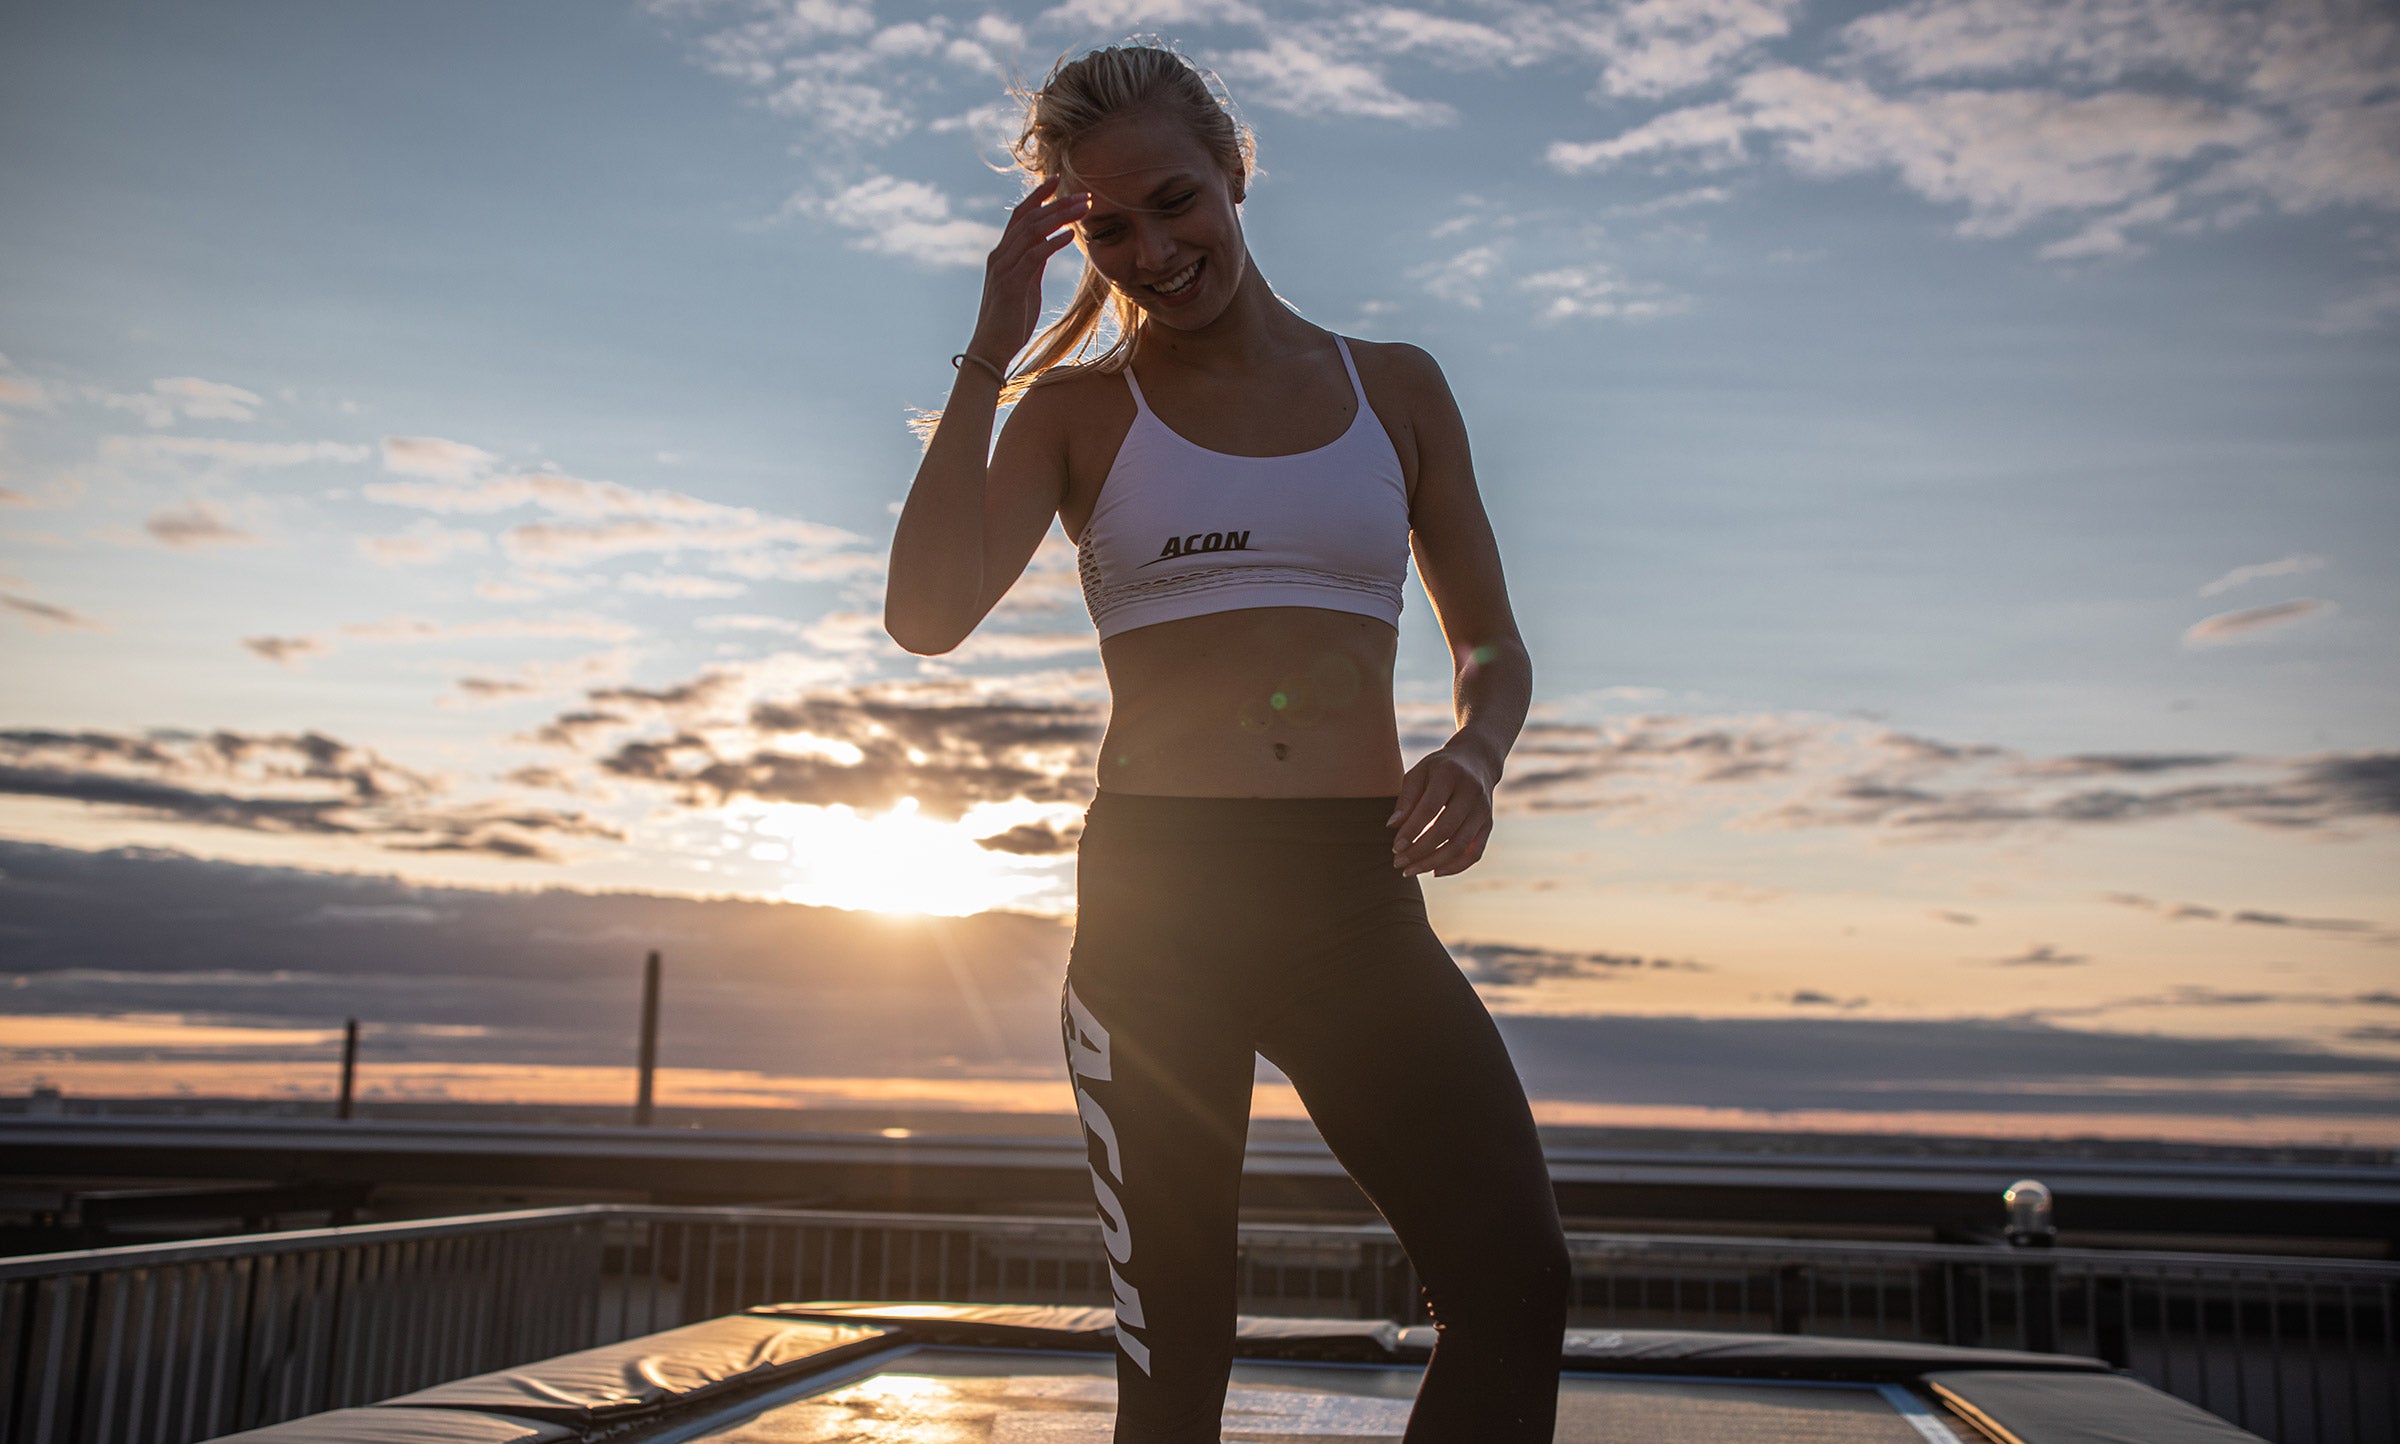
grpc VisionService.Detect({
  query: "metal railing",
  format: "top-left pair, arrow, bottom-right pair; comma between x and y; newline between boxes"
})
2,1205 -> 2391,1443
1561,1234 -> 2396,1444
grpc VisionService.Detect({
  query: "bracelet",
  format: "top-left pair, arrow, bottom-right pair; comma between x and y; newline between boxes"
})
952,352 -> 1008,385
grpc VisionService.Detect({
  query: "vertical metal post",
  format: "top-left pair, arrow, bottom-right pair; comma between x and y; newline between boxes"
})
634,952 -> 662,1127
336,1019 -> 359,1121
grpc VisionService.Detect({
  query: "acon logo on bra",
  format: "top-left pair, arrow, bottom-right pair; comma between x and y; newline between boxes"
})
1141,529 -> 1251,567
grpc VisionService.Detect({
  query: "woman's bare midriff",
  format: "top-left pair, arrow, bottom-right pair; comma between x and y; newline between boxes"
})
1093,606 -> 1403,798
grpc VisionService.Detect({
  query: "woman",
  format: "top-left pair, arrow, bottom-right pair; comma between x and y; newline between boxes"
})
885,43 -> 1569,1443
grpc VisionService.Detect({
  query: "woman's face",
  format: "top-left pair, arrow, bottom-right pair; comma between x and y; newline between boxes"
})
1067,106 -> 1246,331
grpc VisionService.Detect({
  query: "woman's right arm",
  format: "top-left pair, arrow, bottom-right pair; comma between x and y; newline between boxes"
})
885,179 -> 1088,656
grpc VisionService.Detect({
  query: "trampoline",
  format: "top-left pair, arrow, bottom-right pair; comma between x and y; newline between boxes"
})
208,1301 -> 2267,1443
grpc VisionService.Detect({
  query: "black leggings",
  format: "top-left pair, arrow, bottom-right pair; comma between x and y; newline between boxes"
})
1062,791 -> 1569,1442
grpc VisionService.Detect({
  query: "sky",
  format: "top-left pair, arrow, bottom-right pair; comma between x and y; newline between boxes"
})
1,0 -> 2395,1143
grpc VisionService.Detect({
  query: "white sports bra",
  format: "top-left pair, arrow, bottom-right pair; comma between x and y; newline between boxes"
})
1075,335 -> 1411,642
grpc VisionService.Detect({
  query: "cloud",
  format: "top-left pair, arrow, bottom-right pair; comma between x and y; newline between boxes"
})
1992,943 -> 2089,966
1342,8 -> 1521,66
941,629 -> 1098,666
2018,752 -> 2238,776
1518,263 -> 1686,322
1584,0 -> 1806,100
568,678 -> 1106,821
143,501 -> 261,549
1410,245 -> 1503,307
800,609 -> 887,653
340,613 -> 642,645
501,517 -> 838,566
1776,760 -> 2400,833
370,468 -> 727,519
0,728 -> 619,862
697,613 -> 810,637
586,671 -> 746,714
0,371 -> 49,411
446,650 -> 634,708
1449,939 -> 1705,988
797,173 -> 1002,269
1737,721 -> 2400,838
1506,712 -> 2397,847
365,456 -> 864,573
357,522 -> 488,566
2,592 -> 105,631
100,436 -> 368,471
975,821 -> 1078,855
1212,36 -> 1456,126
2183,597 -> 2336,645
2232,908 -> 2378,933
670,0 -> 877,76
1564,67 -> 2266,238
716,548 -> 885,582
478,572 -> 594,602
242,635 -> 329,667
381,435 -> 499,479
2318,272 -> 2400,333
719,10 -> 1019,149
649,0 -> 2392,298
2105,891 -> 2220,920
622,572 -> 747,599
1501,713 -> 1816,810
1609,184 -> 1737,216
523,709 -> 632,750
148,377 -> 262,422
1495,1011 -> 2400,1118
2015,983 -> 2400,1024
1039,0 -> 1265,30
86,376 -> 264,427
1550,0 -> 2400,264
499,764 -> 582,792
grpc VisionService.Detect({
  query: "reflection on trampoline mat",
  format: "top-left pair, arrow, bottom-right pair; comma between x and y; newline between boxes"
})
695,1349 -> 1937,1443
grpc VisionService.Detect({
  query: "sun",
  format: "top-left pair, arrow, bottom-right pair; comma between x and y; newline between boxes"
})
738,798 -> 1071,917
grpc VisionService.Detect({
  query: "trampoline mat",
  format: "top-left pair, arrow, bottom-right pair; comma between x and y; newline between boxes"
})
693,1348 -> 1952,1443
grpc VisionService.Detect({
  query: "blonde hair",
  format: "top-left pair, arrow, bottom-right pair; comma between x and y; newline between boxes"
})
913,45 -> 1254,436
999,44 -> 1255,402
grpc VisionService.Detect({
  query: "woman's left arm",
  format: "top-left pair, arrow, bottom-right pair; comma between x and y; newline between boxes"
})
1386,345 -> 1533,879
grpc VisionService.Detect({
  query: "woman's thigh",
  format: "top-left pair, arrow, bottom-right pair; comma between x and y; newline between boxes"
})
1255,916 -> 1564,1304
1064,840 -> 1260,1437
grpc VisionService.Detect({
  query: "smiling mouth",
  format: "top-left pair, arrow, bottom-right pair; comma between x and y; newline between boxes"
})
1146,257 -> 1203,298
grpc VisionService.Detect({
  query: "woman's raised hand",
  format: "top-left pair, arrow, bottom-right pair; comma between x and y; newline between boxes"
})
964,177 -> 1089,376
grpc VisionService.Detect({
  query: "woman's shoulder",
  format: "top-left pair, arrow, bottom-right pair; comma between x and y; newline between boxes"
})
1003,358 -> 1124,414
1012,359 -> 1133,426
1001,360 -> 1138,470
1339,336 -> 1451,396
1337,336 -> 1456,432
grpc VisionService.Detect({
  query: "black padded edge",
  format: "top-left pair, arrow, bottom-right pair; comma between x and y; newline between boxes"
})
1551,1327 -> 2114,1383
384,1317 -> 901,1427
202,1406 -> 579,1443
749,1302 -> 1121,1354
749,1303 -> 2111,1384
1927,1369 -> 2269,1442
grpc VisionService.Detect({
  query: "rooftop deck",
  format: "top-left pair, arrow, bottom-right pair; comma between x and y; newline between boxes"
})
202,1302 -> 2270,1443
3,1204 -> 2390,1442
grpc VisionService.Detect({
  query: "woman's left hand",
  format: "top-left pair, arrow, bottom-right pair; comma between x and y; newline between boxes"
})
1389,745 -> 1498,878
